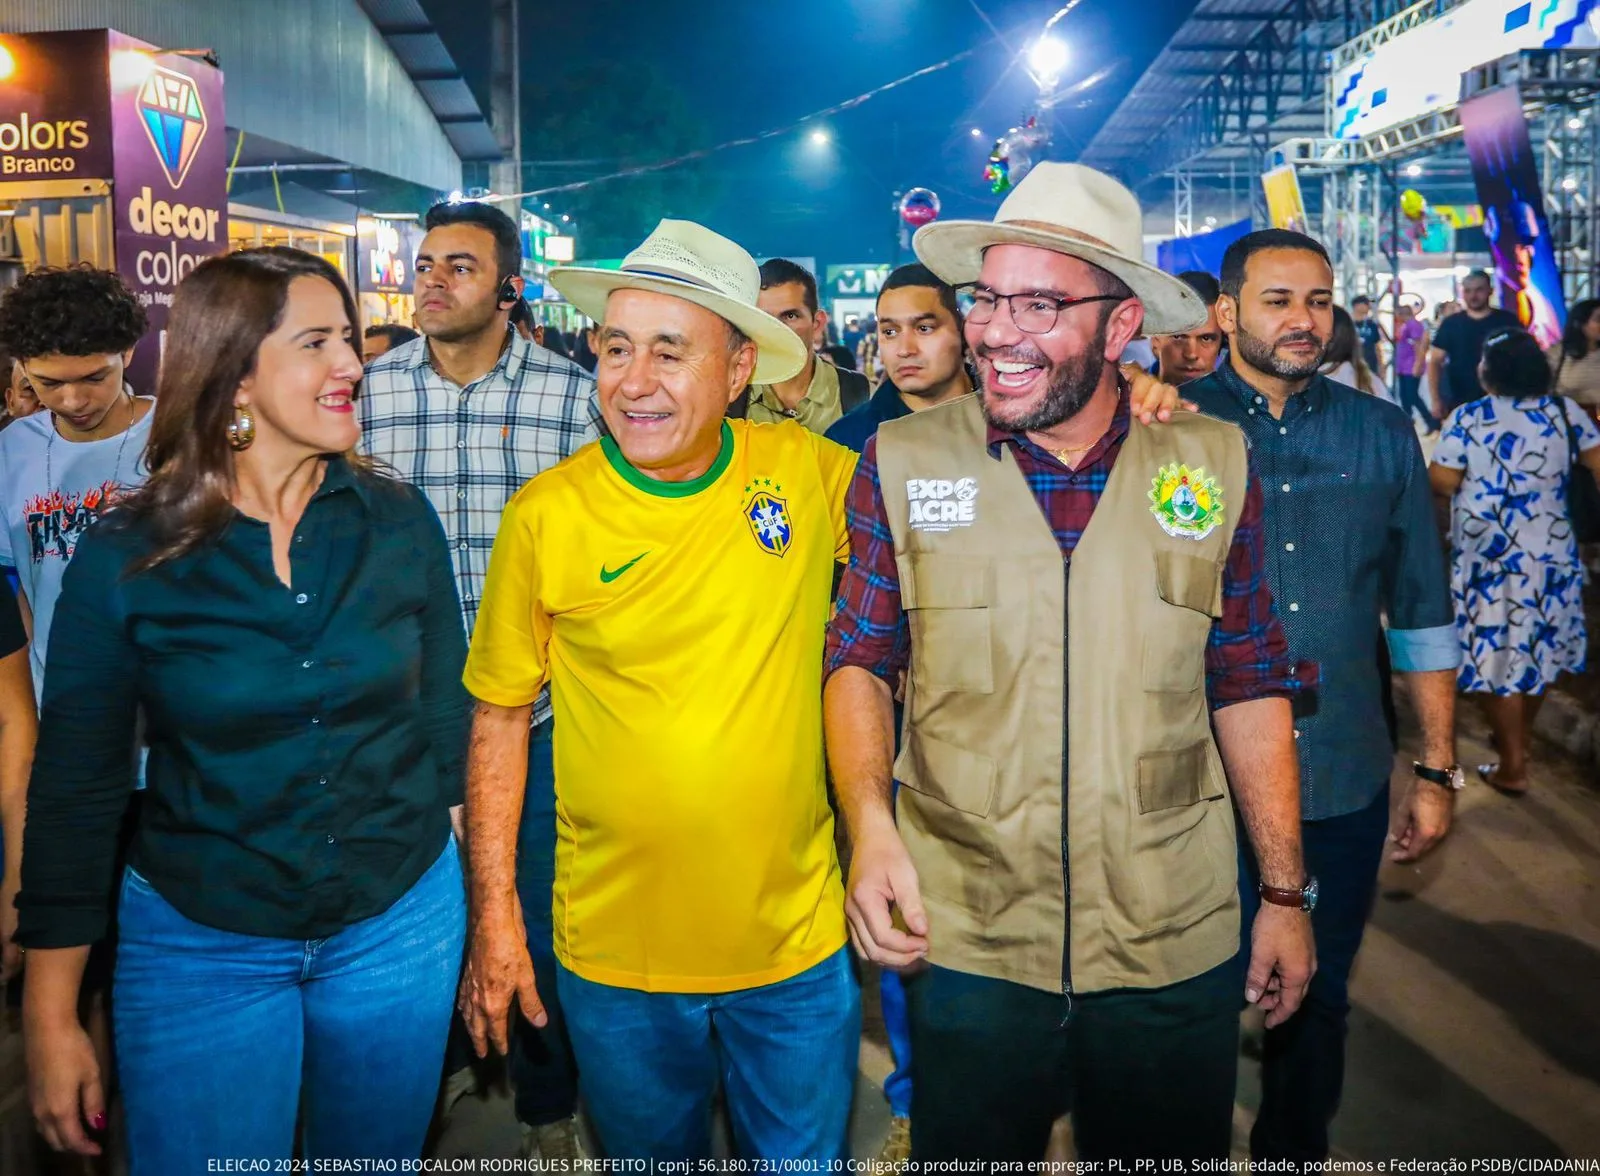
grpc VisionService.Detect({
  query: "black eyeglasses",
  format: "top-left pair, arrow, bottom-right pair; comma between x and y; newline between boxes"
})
957,285 -> 1125,335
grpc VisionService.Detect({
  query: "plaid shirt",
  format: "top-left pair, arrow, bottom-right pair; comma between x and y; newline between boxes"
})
824,392 -> 1312,707
360,330 -> 602,723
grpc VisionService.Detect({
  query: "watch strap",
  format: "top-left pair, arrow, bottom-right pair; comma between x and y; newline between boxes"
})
1413,761 -> 1464,790
1259,882 -> 1308,909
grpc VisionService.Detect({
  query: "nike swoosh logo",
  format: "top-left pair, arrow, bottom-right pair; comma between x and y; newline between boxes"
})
599,552 -> 648,583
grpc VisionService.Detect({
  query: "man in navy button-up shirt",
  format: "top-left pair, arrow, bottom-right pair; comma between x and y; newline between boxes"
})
1186,229 -> 1460,1165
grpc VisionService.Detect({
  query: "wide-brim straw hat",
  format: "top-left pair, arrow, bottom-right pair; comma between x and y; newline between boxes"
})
913,162 -> 1209,336
551,219 -> 809,384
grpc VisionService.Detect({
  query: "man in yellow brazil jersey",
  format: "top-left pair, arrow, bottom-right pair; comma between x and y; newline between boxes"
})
455,218 -> 1186,1162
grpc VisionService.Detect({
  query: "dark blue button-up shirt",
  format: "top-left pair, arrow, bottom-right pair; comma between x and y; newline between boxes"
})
16,459 -> 470,947
824,379 -> 912,454
1186,365 -> 1458,819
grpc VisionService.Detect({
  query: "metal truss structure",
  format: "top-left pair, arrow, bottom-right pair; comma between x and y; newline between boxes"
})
1317,167 -> 1385,303
1080,0 -> 1434,189
1087,0 -> 1600,299
1174,170 -> 1194,236
1275,50 -> 1600,301
1329,0 -> 1454,71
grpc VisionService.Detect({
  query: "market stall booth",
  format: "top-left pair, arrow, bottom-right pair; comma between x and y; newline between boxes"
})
0,29 -> 226,388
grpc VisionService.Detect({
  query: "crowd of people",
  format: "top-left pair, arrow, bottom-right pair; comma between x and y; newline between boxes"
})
0,158 -> 1595,1173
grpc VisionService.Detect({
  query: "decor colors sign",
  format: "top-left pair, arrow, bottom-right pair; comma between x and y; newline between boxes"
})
0,30 -> 115,178
108,29 -> 227,385
0,30 -> 227,390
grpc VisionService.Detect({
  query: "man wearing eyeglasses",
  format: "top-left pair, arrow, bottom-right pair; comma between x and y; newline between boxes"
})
823,164 -> 1315,1162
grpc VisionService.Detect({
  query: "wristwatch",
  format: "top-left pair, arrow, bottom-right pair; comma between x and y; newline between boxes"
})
1259,876 -> 1319,912
1413,761 -> 1466,791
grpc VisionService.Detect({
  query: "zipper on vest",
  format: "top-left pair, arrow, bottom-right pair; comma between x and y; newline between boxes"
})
1061,559 -> 1073,998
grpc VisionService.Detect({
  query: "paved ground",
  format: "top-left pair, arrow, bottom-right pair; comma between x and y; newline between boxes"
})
4,691 -> 1598,1169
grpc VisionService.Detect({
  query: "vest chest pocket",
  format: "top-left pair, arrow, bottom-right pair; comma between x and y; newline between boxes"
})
903,553 -> 994,694
1143,551 -> 1223,693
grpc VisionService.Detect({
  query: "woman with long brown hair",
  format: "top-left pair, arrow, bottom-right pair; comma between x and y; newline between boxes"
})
14,248 -> 470,1170
1321,304 -> 1389,400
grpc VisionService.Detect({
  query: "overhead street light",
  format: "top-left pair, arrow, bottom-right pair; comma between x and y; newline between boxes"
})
1027,35 -> 1069,89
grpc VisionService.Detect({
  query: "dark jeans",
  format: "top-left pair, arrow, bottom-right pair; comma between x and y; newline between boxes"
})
905,959 -> 1239,1161
445,720 -> 577,1127
1238,785 -> 1390,1163
1396,374 -> 1440,432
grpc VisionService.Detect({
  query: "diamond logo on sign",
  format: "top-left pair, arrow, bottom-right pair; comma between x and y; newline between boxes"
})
137,65 -> 208,189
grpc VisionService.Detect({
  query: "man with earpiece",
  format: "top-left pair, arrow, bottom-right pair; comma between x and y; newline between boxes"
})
359,198 -> 600,1162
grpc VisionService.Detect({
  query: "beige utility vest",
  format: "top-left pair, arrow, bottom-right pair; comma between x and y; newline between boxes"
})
876,394 -> 1248,994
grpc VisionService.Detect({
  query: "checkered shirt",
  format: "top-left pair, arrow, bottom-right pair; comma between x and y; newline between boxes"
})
359,330 -> 602,723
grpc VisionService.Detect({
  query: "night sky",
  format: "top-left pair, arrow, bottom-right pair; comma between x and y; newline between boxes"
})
522,0 -> 1194,265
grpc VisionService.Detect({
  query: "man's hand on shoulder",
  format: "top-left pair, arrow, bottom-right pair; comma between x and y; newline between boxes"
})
1121,363 -> 1198,424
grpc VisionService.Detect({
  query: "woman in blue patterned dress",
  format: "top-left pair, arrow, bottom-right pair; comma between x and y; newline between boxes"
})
1429,329 -> 1600,794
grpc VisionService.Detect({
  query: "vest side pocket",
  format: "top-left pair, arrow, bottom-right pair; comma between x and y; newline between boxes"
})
1120,740 -> 1234,938
904,553 -> 994,694
1143,551 -> 1223,693
898,729 -> 997,915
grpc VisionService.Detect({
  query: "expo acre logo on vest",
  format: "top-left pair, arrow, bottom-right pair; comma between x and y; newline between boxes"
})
137,64 -> 207,188
907,477 -> 979,534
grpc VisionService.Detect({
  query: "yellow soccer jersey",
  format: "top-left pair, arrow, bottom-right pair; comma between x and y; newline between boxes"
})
464,419 -> 857,993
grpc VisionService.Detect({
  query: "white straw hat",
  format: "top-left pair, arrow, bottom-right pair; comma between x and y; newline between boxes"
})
913,162 -> 1209,335
551,219 -> 809,384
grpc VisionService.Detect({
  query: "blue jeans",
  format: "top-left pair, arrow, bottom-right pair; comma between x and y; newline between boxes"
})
1396,374 -> 1440,432
881,776 -> 913,1120
113,837 -> 466,1175
511,720 -> 578,1125
442,720 -> 578,1127
880,969 -> 913,1118
556,947 -> 861,1161
1237,785 -> 1390,1162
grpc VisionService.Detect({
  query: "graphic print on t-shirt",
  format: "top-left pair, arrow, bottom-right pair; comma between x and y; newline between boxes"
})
25,481 -> 121,562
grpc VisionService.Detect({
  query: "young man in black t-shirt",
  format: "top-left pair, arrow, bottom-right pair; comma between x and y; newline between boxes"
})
1427,270 -> 1523,418
1350,295 -> 1386,378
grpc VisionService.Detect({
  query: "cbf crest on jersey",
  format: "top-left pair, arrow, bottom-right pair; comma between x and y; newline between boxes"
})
743,477 -> 792,557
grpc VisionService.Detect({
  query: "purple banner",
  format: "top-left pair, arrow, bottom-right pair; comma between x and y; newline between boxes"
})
0,31 -> 114,181
108,31 -> 227,391
358,217 -> 424,295
1459,86 -> 1567,350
